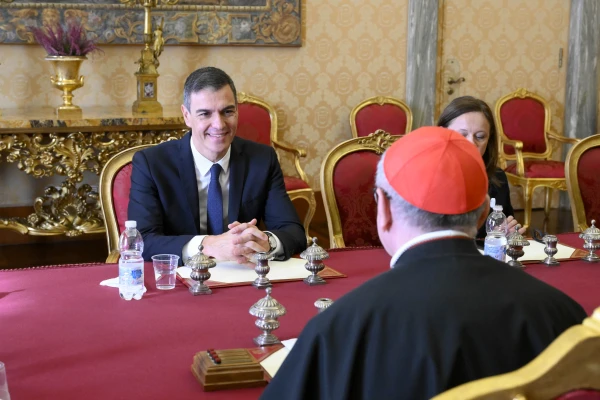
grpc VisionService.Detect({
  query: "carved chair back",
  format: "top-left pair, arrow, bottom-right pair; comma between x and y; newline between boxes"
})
99,144 -> 154,263
350,96 -> 412,138
496,88 -> 552,160
236,92 -> 315,243
566,134 -> 600,232
236,92 -> 275,146
320,130 -> 399,248
432,307 -> 600,400
493,88 -> 579,229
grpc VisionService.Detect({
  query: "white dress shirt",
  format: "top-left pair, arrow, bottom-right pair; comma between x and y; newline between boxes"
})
389,230 -> 472,267
181,140 -> 282,261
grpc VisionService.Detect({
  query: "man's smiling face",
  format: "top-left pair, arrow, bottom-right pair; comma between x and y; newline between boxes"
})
181,85 -> 238,162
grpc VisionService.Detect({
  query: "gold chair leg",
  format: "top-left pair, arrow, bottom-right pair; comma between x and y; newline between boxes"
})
303,191 -> 317,244
544,187 -> 552,217
522,184 -> 534,230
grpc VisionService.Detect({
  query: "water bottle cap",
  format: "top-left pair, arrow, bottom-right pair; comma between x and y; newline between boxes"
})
125,220 -> 137,228
493,205 -> 503,211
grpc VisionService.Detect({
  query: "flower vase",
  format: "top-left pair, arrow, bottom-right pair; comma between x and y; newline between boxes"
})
45,55 -> 86,119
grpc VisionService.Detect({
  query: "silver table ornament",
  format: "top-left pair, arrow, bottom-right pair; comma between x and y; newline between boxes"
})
251,251 -> 273,289
542,234 -> 560,266
249,287 -> 286,346
186,245 -> 216,295
300,237 -> 330,286
506,225 -> 529,268
580,220 -> 600,263
314,298 -> 334,313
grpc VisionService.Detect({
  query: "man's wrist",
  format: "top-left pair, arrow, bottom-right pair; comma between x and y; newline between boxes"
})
201,235 -> 217,258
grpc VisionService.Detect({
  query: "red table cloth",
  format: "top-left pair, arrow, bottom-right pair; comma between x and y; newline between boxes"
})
1,236 -> 598,400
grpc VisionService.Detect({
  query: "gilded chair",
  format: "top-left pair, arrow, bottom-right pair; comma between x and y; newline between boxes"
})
237,92 -> 316,243
99,144 -> 154,263
495,88 -> 579,229
432,307 -> 600,400
349,96 -> 413,138
320,130 -> 399,248
566,134 -> 600,232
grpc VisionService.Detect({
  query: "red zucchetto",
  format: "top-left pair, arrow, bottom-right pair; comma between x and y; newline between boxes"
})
383,126 -> 488,215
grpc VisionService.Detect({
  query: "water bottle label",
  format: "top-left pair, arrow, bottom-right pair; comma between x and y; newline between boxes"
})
484,244 -> 506,262
119,263 -> 144,286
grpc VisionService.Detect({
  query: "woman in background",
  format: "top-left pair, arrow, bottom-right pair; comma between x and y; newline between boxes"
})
437,96 -> 526,238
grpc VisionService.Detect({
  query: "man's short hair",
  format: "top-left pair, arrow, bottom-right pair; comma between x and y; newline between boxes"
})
182,67 -> 237,111
375,155 -> 487,233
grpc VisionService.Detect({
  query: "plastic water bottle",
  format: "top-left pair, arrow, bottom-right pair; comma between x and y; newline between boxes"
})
118,220 -> 145,300
484,198 -> 508,262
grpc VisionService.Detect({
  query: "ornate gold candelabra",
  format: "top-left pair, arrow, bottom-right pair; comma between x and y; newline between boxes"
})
121,0 -> 178,114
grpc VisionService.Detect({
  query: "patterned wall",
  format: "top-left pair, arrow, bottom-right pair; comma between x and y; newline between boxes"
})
438,0 -> 571,209
0,0 -> 409,204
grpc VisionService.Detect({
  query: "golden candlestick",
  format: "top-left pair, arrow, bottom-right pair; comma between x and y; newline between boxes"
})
121,0 -> 178,115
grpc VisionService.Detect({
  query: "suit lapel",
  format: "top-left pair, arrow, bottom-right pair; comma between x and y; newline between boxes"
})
177,132 -> 201,233
228,138 -> 246,224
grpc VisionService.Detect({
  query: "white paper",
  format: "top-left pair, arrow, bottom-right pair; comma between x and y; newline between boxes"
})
177,257 -> 312,284
478,240 -> 576,262
100,277 -> 120,287
99,277 -> 147,293
281,338 -> 297,351
260,347 -> 290,378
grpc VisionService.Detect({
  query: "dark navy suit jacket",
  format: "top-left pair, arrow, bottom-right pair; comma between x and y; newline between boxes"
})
128,132 -> 306,261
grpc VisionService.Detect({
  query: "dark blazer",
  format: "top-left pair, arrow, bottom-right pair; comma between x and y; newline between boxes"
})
477,168 -> 515,238
128,132 -> 306,261
261,238 -> 586,400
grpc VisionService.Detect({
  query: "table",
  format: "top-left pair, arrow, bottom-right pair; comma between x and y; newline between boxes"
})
1,236 -> 599,400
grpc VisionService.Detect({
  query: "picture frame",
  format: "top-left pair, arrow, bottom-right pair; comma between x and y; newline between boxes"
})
0,0 -> 302,46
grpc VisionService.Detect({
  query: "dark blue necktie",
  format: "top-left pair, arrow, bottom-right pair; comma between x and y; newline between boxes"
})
207,163 -> 224,235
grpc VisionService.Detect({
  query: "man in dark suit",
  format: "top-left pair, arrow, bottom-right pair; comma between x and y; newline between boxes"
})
261,127 -> 586,400
128,67 -> 306,262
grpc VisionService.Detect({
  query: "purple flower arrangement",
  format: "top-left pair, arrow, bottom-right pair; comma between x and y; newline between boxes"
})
30,22 -> 101,56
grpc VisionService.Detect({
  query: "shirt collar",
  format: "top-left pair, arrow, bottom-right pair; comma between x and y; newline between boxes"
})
190,139 -> 231,177
390,230 -> 472,267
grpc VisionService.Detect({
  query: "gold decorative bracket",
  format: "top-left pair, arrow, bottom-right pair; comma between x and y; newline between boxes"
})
0,128 -> 187,236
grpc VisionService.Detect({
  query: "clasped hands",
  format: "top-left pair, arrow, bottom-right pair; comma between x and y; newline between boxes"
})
201,218 -> 270,265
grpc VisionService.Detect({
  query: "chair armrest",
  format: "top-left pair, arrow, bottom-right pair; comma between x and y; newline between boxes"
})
272,139 -> 309,183
547,130 -> 579,145
272,139 -> 307,158
500,138 -> 525,177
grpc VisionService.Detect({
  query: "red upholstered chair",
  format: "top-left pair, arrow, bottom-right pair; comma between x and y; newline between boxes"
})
495,88 -> 579,229
99,144 -> 154,263
349,96 -> 412,138
320,130 -> 399,248
566,134 -> 600,232
432,307 -> 600,400
237,92 -> 315,243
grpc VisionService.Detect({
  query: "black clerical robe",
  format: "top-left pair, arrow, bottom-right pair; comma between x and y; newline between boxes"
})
260,238 -> 586,400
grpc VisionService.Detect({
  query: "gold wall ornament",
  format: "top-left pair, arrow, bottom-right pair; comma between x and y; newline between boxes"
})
0,127 -> 188,236
122,0 -> 179,115
46,56 -> 86,119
